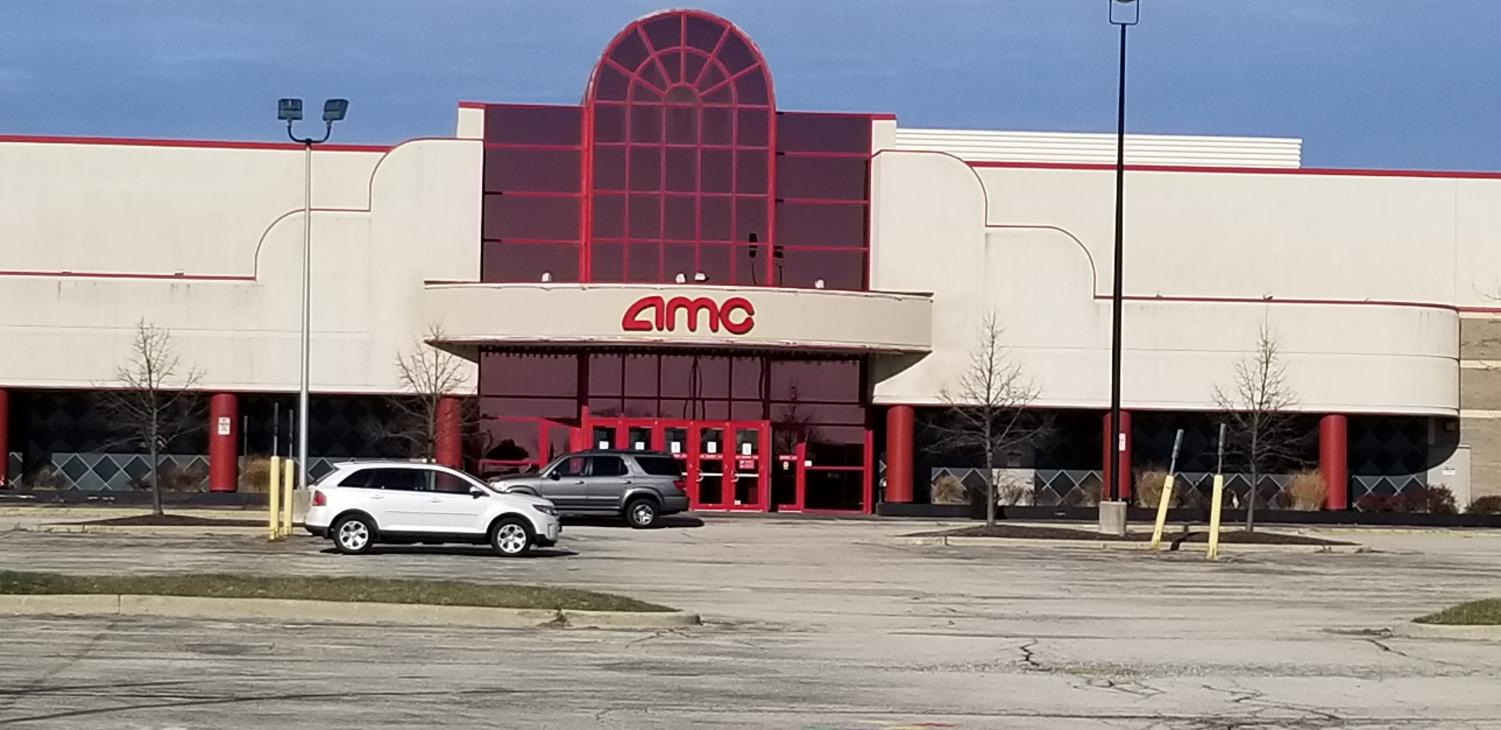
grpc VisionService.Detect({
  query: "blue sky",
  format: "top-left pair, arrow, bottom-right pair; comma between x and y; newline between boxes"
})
0,0 -> 1496,170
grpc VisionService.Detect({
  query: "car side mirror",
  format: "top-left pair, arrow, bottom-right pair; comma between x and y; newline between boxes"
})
469,488 -> 487,499
548,471 -> 561,480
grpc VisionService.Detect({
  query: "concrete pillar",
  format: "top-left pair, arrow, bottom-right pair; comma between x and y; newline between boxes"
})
208,393 -> 239,492
884,405 -> 915,504
436,396 -> 463,468
1102,410 -> 1133,502
1319,414 -> 1349,510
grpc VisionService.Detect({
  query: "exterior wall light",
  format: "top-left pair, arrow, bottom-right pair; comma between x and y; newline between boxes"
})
674,273 -> 687,284
694,272 -> 708,283
540,271 -> 552,283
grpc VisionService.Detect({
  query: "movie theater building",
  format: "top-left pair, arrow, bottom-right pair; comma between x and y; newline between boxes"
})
0,8 -> 1494,513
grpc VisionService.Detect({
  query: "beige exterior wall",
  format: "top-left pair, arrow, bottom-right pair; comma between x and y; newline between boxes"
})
0,136 -> 482,395
0,118 -> 1495,431
869,149 -> 1459,415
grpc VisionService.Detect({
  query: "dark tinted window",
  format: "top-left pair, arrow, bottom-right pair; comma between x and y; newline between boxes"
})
430,471 -> 473,494
336,469 -> 373,488
635,456 -> 684,477
589,456 -> 628,477
363,468 -> 423,492
554,456 -> 588,477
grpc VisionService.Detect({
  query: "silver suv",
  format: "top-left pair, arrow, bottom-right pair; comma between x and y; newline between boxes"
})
488,451 -> 690,528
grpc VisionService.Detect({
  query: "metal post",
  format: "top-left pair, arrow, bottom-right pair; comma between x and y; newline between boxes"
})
297,140 -> 312,491
1106,19 -> 1128,503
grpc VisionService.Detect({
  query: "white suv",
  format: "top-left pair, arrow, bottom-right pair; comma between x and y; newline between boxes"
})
304,462 -> 561,557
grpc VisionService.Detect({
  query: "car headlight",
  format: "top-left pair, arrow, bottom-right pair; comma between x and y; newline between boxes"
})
532,504 -> 556,516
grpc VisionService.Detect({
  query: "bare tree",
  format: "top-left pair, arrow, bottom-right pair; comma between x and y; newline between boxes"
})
931,312 -> 1046,526
1213,322 -> 1303,532
98,320 -> 204,516
385,324 -> 476,462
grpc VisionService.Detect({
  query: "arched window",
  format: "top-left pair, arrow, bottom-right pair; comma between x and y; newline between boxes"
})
584,10 -> 777,286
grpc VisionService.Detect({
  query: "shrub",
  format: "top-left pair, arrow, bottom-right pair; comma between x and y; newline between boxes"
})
1357,486 -> 1458,515
159,461 -> 208,492
1355,493 -> 1399,513
1285,469 -> 1327,511
239,456 -> 277,494
1468,495 -> 1501,515
20,464 -> 66,490
1402,484 -> 1458,515
930,473 -> 968,506
1133,467 -> 1175,508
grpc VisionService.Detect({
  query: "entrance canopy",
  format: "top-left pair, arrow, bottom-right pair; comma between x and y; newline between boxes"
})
422,282 -> 932,355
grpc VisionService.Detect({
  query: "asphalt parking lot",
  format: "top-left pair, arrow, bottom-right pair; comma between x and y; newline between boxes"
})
1,515 -> 1500,728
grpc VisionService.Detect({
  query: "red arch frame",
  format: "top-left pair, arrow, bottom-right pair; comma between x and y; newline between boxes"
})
581,10 -> 778,285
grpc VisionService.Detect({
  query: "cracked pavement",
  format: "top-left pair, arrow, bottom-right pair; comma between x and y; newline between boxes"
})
1,517 -> 1499,728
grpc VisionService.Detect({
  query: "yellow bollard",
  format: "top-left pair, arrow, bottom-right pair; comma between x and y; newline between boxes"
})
268,456 -> 282,541
1149,473 -> 1176,551
1206,473 -> 1225,560
281,458 -> 296,538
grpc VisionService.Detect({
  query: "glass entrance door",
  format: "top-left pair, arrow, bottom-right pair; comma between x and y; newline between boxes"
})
584,417 -> 769,511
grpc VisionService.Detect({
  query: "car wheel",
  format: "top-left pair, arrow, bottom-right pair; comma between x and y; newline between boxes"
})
489,517 -> 534,557
625,498 -> 659,529
333,515 -> 375,555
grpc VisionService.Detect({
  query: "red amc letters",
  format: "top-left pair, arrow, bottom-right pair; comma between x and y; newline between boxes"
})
621,296 -> 756,335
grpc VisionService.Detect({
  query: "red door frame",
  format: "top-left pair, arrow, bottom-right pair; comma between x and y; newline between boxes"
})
722,420 -> 770,511
584,416 -> 771,512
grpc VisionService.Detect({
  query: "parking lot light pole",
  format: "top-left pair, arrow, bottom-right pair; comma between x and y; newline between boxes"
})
278,97 -> 349,489
1104,0 -> 1137,508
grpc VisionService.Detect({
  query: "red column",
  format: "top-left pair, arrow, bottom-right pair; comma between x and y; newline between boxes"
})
436,396 -> 463,468
884,405 -> 915,504
0,388 -> 9,488
1102,410 -> 1133,502
1319,414 -> 1348,510
208,393 -> 238,493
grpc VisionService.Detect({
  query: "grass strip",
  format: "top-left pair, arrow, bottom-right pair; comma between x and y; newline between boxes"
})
1415,598 -> 1501,625
0,571 -> 672,613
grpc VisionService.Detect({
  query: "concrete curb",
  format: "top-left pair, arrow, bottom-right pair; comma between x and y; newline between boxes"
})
0,594 -> 700,630
0,508 -> 257,519
1391,622 -> 1501,641
12,524 -> 269,536
888,534 -> 1369,554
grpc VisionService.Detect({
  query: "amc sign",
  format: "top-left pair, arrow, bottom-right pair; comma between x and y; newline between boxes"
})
622,295 -> 756,335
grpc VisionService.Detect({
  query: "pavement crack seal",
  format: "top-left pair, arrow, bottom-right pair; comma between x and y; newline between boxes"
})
1360,636 -> 1477,672
627,628 -> 687,647
1077,677 -> 1165,699
1200,682 -> 1347,726
1016,639 -> 1042,671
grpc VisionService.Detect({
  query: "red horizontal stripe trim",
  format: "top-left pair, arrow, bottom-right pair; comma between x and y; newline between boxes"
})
589,190 -> 763,198
0,269 -> 254,282
590,142 -> 767,150
969,160 -> 1501,180
469,101 -> 582,111
0,133 -> 390,153
1115,294 -> 1456,312
585,240 -> 870,252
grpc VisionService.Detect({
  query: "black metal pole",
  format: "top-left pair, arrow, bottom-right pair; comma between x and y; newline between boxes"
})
1107,20 -> 1128,502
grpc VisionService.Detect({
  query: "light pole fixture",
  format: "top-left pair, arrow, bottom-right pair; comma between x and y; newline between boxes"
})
1105,0 -> 1137,505
278,96 -> 349,492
